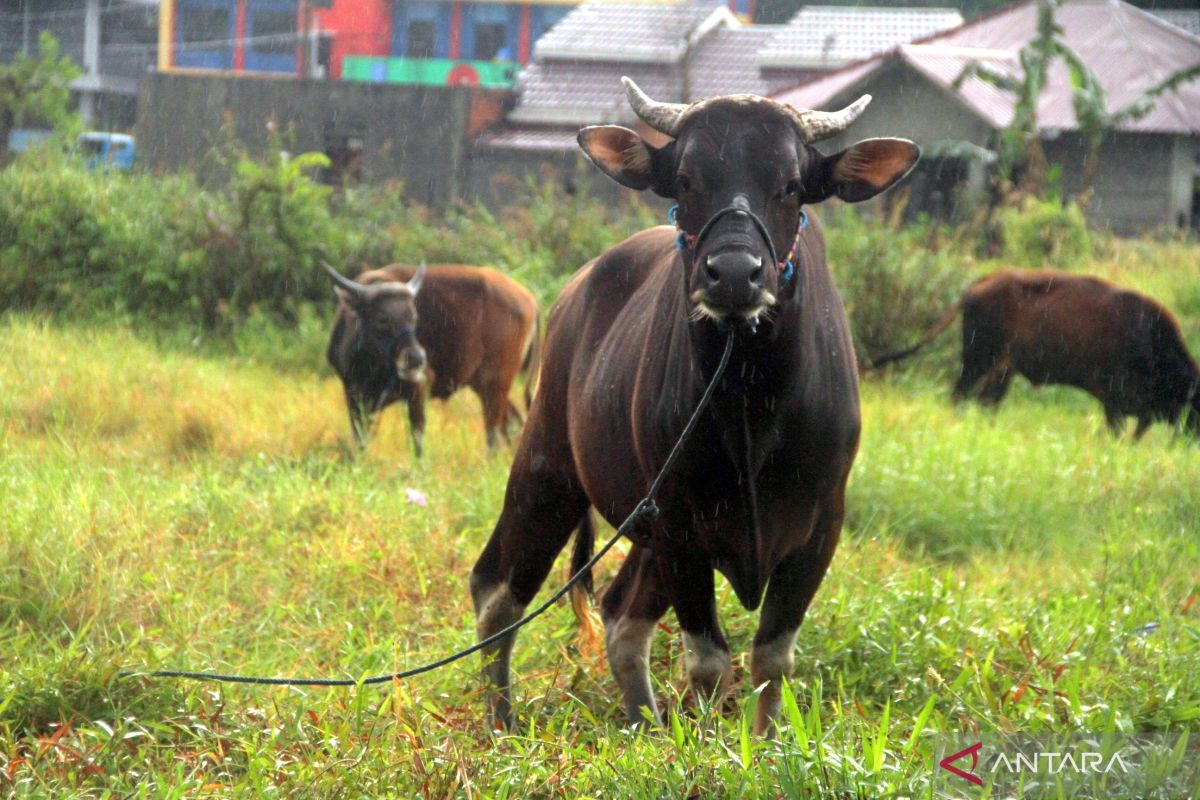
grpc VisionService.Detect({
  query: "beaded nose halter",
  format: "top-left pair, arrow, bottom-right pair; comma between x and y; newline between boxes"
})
669,205 -> 808,285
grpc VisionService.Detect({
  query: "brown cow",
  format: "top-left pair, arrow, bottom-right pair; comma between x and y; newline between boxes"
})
325,262 -> 540,455
873,269 -> 1200,437
468,78 -> 918,734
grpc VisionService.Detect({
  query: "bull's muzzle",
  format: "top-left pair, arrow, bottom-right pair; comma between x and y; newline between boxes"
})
397,345 -> 427,382
701,248 -> 766,310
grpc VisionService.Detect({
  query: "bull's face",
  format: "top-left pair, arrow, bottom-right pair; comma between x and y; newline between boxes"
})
578,79 -> 920,324
326,262 -> 428,382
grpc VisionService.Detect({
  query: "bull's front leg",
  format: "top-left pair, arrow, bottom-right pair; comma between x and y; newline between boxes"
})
406,382 -> 426,457
345,389 -> 373,448
600,546 -> 671,727
751,503 -> 842,736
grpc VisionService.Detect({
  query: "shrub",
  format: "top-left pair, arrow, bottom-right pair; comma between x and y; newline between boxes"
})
824,208 -> 969,367
997,195 -> 1091,268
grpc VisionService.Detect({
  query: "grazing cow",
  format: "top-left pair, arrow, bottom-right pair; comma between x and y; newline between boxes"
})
872,269 -> 1200,437
325,262 -> 540,455
469,77 -> 918,734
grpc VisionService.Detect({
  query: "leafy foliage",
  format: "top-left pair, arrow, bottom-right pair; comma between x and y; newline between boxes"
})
825,209 -> 968,366
997,194 -> 1092,268
0,32 -> 80,162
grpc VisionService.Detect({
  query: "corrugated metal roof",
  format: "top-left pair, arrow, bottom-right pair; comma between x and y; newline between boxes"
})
774,0 -> 1200,136
476,127 -> 581,151
533,2 -> 733,64
1151,10 -> 1200,37
759,5 -> 963,68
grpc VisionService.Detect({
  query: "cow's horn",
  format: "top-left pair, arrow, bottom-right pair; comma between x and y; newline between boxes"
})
784,95 -> 872,143
408,261 -> 427,295
622,76 -> 690,136
323,260 -> 368,298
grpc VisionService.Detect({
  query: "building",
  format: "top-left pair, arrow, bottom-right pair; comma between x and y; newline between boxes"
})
774,0 -> 1200,233
473,1 -> 961,194
158,0 -> 754,83
0,0 -> 158,129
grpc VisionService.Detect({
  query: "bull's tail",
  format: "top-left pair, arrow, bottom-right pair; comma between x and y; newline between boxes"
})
568,510 -> 602,657
871,300 -> 963,369
522,312 -> 542,411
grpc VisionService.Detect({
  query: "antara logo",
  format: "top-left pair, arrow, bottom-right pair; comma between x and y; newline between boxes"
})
939,742 -> 983,786
939,740 -> 1133,786
992,750 -> 1131,775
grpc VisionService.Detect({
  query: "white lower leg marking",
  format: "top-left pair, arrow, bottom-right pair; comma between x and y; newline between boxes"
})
476,583 -> 523,637
682,631 -> 731,696
605,617 -> 658,724
751,631 -> 797,687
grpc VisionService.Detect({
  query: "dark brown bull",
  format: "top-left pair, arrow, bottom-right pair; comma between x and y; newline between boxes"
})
325,262 -> 540,455
469,78 -> 918,734
873,269 -> 1200,437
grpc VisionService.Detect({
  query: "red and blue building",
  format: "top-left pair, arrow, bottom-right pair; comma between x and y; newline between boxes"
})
159,0 -> 751,81
158,0 -> 576,79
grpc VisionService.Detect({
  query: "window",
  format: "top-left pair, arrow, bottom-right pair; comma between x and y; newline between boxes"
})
252,10 -> 296,54
406,20 -> 435,58
473,22 -> 507,60
181,7 -> 230,44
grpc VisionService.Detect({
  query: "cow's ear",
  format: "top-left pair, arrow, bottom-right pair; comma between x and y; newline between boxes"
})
578,126 -> 665,192
808,138 -> 920,203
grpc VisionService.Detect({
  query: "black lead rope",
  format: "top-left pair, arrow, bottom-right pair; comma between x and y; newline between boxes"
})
125,331 -> 736,688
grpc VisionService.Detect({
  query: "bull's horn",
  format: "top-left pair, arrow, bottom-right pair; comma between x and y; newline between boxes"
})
323,260 -> 369,298
784,95 -> 872,143
622,76 -> 690,136
408,261 -> 427,295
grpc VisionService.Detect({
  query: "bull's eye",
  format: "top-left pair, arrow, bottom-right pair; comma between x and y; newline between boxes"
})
675,174 -> 693,195
778,179 -> 802,200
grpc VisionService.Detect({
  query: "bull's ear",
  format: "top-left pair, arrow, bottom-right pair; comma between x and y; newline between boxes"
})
578,125 -> 661,191
809,138 -> 920,203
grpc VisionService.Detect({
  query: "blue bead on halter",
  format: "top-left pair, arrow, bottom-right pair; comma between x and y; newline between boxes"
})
780,210 -> 809,283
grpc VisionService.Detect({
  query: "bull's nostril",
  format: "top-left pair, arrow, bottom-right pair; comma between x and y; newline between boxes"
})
705,263 -> 721,283
750,260 -> 764,283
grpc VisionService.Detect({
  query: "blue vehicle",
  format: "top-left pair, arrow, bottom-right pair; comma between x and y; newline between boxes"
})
77,132 -> 135,170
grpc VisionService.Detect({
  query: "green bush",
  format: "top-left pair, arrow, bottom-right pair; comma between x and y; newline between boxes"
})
825,208 -> 970,367
997,196 -> 1091,268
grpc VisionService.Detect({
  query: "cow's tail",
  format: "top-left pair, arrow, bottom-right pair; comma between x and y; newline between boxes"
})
569,510 -> 602,657
522,311 -> 542,411
871,300 -> 963,369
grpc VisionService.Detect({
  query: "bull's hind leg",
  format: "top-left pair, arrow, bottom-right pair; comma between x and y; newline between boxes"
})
953,318 -> 1006,403
473,381 -> 510,449
751,500 -> 843,736
469,464 -> 589,730
977,361 -> 1013,406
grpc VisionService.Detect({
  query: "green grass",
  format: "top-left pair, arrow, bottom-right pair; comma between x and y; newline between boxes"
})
2,247 -> 1200,799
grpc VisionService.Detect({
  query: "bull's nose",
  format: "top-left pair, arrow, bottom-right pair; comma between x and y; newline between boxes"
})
702,249 -> 765,306
403,347 -> 426,371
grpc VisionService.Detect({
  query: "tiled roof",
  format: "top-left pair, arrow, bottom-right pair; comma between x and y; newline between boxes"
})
774,0 -> 1200,136
533,2 -> 734,64
759,5 -> 963,68
687,25 -> 775,99
511,61 -> 681,126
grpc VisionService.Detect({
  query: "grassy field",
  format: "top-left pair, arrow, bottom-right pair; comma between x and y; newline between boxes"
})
1,239 -> 1199,798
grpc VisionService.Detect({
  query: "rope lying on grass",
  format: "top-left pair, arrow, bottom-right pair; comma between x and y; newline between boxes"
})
124,331 -> 736,687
